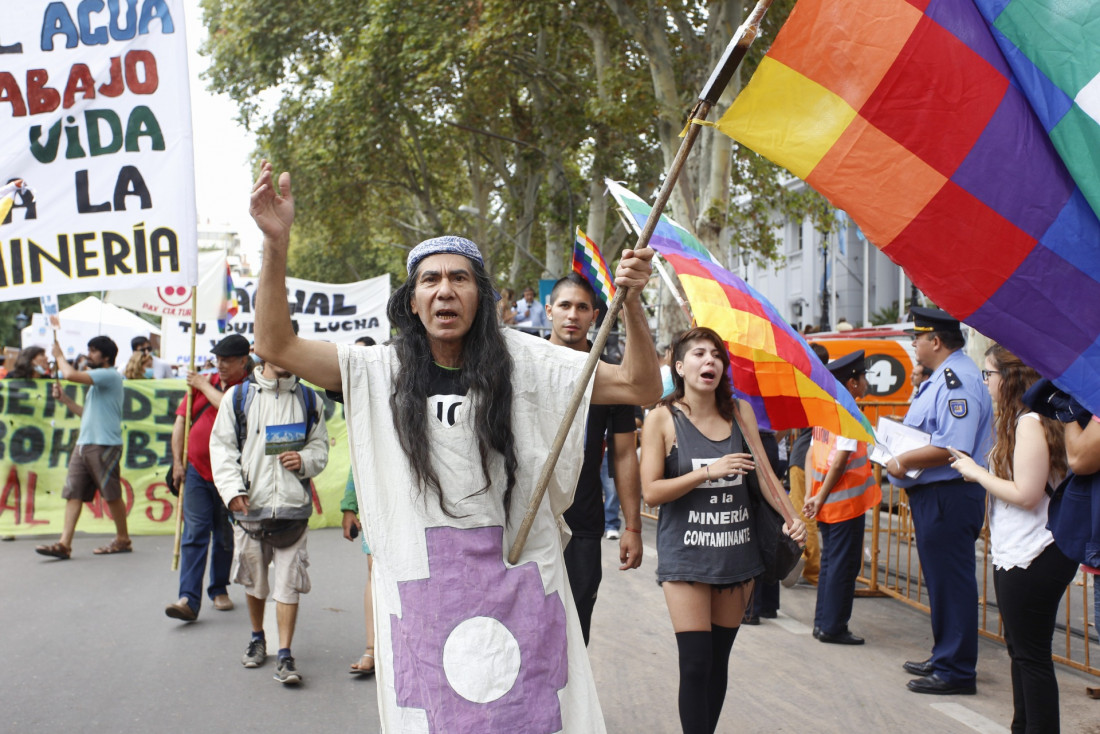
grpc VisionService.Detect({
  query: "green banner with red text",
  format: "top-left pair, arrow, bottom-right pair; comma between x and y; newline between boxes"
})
0,379 -> 349,536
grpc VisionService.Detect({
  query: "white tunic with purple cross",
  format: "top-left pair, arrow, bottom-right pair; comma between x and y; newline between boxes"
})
339,329 -> 604,733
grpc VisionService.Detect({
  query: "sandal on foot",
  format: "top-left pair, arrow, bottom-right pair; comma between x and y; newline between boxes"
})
35,542 -> 71,560
349,650 -> 375,676
93,538 -> 132,555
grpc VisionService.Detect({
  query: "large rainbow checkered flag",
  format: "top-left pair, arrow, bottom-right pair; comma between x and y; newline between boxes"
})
978,1 -> 1100,221
715,0 -> 1100,416
606,179 -> 874,442
606,180 -> 722,267
572,227 -> 615,305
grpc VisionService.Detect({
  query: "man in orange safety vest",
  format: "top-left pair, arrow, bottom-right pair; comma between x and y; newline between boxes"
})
803,349 -> 881,645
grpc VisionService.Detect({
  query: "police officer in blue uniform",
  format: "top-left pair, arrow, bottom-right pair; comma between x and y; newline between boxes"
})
887,307 -> 993,696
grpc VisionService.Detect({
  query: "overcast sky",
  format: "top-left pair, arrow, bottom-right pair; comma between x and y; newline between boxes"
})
182,1 -> 261,267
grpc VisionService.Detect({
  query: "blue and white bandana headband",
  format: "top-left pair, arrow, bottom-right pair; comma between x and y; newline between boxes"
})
406,236 -> 484,275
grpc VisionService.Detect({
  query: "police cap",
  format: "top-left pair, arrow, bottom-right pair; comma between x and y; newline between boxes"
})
827,349 -> 866,383
905,306 -> 961,335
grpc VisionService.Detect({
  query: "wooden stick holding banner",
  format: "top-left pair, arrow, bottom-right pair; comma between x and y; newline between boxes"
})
171,288 -> 199,571
508,0 -> 776,564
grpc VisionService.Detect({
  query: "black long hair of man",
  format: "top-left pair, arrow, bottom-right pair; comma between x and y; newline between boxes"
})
386,258 -> 518,518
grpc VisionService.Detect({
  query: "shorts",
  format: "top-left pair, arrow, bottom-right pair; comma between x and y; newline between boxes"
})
61,444 -> 123,502
361,535 -> 372,556
231,524 -> 311,604
662,578 -> 755,593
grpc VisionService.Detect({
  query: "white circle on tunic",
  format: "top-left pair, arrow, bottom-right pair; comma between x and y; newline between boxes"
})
442,616 -> 521,703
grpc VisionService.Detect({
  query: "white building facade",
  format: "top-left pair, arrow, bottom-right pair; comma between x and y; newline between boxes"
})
197,221 -> 252,277
736,183 -> 914,331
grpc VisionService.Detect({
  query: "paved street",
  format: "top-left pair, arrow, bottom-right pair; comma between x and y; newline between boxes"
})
4,523 -> 1098,733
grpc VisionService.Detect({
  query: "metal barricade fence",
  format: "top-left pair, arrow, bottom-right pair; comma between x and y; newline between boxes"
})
857,401 -> 1099,678
641,400 -> 1098,679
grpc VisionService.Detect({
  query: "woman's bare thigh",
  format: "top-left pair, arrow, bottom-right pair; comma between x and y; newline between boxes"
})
663,581 -> 714,632
711,579 -> 753,627
663,579 -> 753,632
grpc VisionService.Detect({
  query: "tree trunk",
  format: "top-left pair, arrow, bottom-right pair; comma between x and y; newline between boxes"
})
543,152 -> 568,278
602,0 -> 694,225
695,0 -> 743,263
580,20 -> 612,248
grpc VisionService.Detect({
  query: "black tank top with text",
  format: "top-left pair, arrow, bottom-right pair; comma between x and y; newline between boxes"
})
655,405 -> 764,584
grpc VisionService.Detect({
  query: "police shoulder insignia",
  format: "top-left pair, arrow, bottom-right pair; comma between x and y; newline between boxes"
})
943,368 -> 962,389
949,399 -> 968,418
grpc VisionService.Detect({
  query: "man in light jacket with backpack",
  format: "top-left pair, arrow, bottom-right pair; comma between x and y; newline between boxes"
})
210,359 -> 329,686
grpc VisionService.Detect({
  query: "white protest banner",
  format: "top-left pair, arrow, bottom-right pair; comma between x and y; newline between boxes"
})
161,273 -> 391,365
0,1 -> 197,302
105,249 -> 227,319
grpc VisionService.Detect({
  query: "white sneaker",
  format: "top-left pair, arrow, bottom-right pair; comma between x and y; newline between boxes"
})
604,529 -> 621,540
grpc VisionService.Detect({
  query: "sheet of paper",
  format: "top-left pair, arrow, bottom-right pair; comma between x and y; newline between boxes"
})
868,417 -> 930,479
40,295 -> 60,330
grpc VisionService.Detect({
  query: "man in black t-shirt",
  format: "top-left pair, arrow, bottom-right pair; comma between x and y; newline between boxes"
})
546,273 -> 643,645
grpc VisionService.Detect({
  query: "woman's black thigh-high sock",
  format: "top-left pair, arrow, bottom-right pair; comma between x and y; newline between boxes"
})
675,630 -> 713,734
707,624 -> 739,732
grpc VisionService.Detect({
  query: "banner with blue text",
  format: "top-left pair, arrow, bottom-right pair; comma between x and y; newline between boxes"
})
0,0 -> 197,301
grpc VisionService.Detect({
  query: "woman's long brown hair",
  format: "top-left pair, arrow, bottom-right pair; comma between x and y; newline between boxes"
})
986,344 -> 1067,484
659,326 -> 735,422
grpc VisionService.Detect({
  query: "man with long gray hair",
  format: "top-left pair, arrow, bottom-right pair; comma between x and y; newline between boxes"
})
249,160 -> 660,732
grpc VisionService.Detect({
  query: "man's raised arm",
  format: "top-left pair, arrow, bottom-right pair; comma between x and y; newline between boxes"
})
250,161 -> 341,392
592,248 -> 662,407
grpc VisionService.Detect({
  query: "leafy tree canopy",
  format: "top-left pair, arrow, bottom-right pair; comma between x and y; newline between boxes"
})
201,0 -> 828,295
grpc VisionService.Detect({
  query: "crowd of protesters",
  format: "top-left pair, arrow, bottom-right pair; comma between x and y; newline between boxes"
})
6,167 -> 1096,728
10,293 -> 1098,728
10,300 -> 1098,722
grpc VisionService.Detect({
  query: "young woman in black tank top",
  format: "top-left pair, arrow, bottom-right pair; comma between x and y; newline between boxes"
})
640,327 -> 807,734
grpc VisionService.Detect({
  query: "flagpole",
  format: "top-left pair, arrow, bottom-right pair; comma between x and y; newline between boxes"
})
508,0 -> 776,564
171,289 -> 198,571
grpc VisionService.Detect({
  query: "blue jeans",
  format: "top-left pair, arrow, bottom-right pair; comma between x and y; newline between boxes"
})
177,466 -> 233,612
601,453 -> 620,532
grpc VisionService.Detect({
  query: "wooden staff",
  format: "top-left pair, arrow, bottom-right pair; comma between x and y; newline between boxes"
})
171,289 -> 199,571
508,0 -> 776,564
